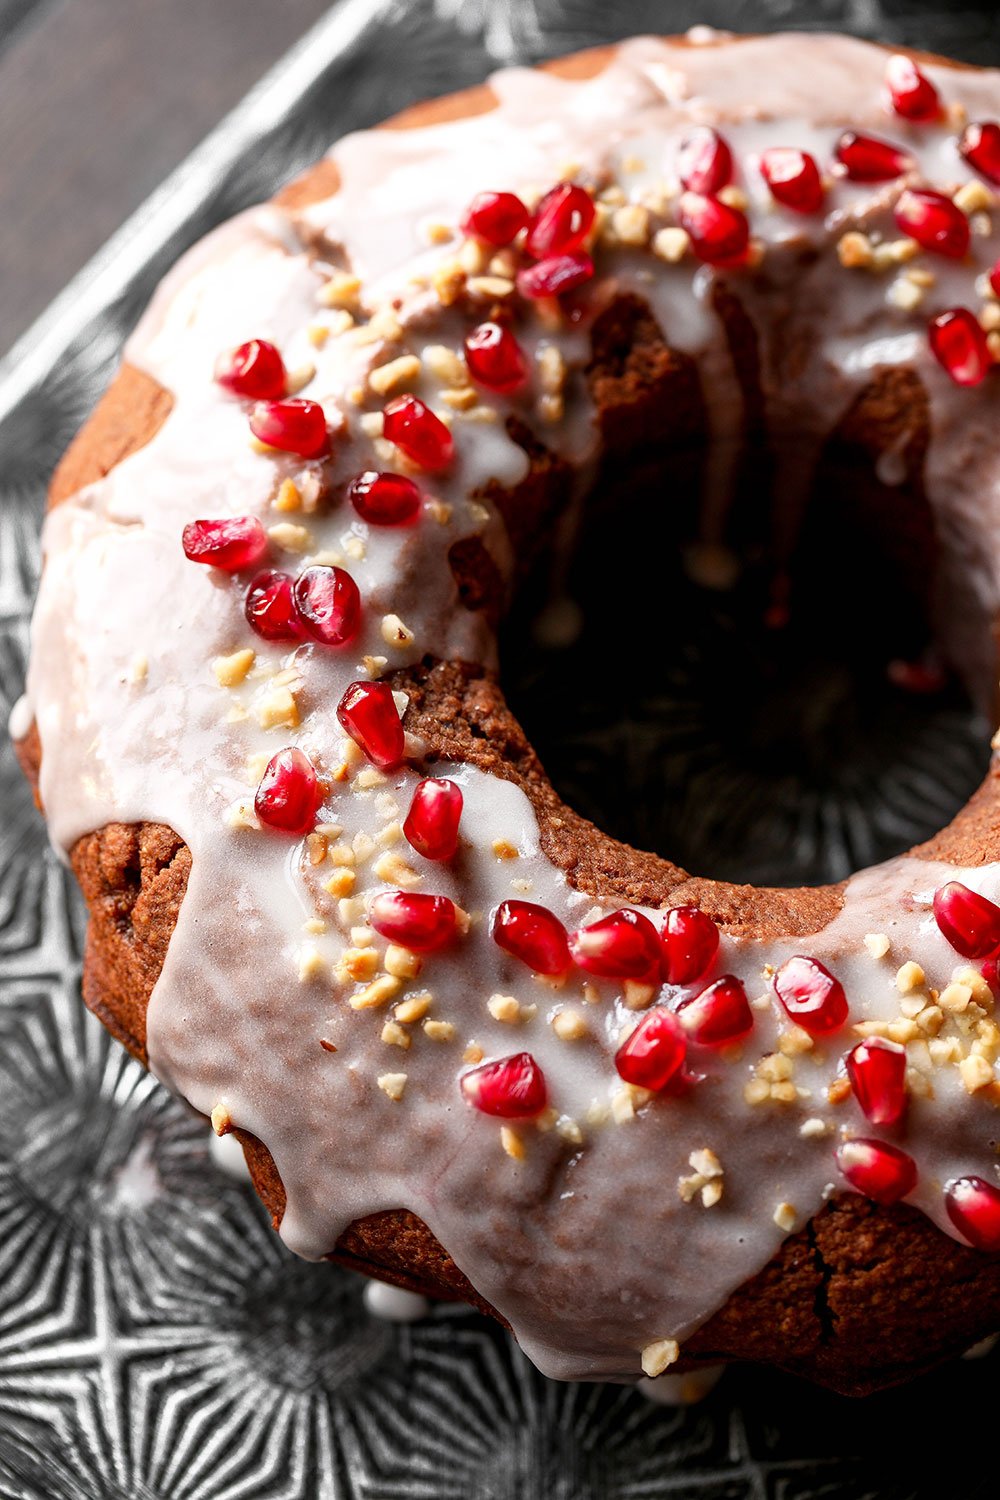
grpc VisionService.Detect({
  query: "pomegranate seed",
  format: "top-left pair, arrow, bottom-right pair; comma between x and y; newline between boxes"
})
773,955 -> 848,1035
292,565 -> 361,647
834,130 -> 913,182
336,680 -> 405,769
676,975 -> 753,1047
884,54 -> 941,122
933,880 -> 1000,957
569,908 -> 661,982
254,747 -> 320,835
215,339 -> 287,399
348,470 -> 421,525
244,569 -> 304,642
677,126 -> 733,195
369,890 -> 457,952
382,395 -> 454,472
461,190 -> 530,246
461,1052 -> 547,1118
403,777 -> 463,861
945,1175 -> 1000,1250
759,148 -> 824,213
836,1138 -> 917,1206
491,900 -> 569,975
182,516 -> 267,572
516,252 -> 594,300
615,1008 -> 687,1092
960,121 -> 1000,185
250,398 -> 328,458
678,192 -> 750,266
660,906 -> 720,986
928,309 -> 992,387
894,188 -> 969,259
525,183 -> 595,259
464,322 -> 529,394
846,1038 -> 907,1126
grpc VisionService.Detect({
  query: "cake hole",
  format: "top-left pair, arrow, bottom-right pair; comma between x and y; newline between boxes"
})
501,430 -> 991,888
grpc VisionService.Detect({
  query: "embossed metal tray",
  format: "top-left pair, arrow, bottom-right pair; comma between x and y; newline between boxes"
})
3,2 -> 1000,1495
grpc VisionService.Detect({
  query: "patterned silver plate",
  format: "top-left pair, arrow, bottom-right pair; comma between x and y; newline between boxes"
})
2,2 -> 1000,1495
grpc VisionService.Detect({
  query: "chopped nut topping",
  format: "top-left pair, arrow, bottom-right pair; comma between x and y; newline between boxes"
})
551,1009 -> 588,1042
423,344 -> 467,385
377,1071 -> 407,1101
466,274 -> 516,301
396,992 -> 431,1023
961,1054 -> 995,1093
297,945 -> 325,983
254,684 -> 299,730
211,1104 -> 232,1137
500,1125 -> 525,1160
940,982 -> 973,1013
492,839 -> 519,861
799,1117 -> 831,1138
622,979 -> 658,1011
837,230 -> 874,269
373,851 -> 420,886
337,947 -> 379,984
385,945 -> 422,980
424,1019 -> 456,1042
488,993 -> 525,1024
641,1338 -> 680,1377
274,478 -> 302,512
318,273 -> 362,309
896,961 -> 925,994
864,932 -> 890,960
381,1020 -> 411,1050
369,354 -> 422,396
773,1201 -> 797,1232
350,975 -> 402,1011
214,648 -> 255,687
611,203 -> 650,246
380,613 -> 415,649
887,276 -> 924,312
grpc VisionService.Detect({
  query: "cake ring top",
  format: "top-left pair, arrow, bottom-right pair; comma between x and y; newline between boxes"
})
24,29 -> 1000,1380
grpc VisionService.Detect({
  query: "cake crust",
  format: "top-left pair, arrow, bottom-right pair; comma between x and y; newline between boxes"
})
19,34 -> 1000,1394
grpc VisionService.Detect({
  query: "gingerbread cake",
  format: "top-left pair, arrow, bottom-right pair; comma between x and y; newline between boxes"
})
17,29 -> 1000,1395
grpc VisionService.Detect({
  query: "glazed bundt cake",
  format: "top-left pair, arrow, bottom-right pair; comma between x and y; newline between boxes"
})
19,29 -> 1000,1395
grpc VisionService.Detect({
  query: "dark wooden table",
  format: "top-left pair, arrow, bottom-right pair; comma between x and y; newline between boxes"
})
0,0 -> 332,358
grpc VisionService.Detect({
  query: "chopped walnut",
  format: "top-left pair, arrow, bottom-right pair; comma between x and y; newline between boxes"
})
773,1201 -> 797,1232
369,354 -> 422,396
377,1072 -> 407,1101
641,1338 -> 680,1377
500,1125 -> 525,1160
214,649 -> 255,687
385,945 -> 422,980
424,1019 -> 456,1042
211,1104 -> 233,1137
350,975 -> 401,1011
551,1009 -> 588,1042
381,1020 -> 411,1050
896,961 -> 926,995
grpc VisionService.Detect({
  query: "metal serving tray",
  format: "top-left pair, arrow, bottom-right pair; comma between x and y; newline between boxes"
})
2,2 -> 999,1495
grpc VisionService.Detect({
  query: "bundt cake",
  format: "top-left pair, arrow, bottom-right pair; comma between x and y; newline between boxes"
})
19,28 -> 1000,1395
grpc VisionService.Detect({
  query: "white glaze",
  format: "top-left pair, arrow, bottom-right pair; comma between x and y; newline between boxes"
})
24,33 -> 1000,1381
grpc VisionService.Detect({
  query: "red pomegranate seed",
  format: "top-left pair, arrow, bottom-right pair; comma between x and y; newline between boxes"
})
336,680 -> 405,769
461,190 -> 530,246
933,881 -> 1000,957
250,398 -> 328,458
461,1052 -> 548,1118
182,516 -> 267,572
254,747 -> 320,835
960,121 -> 1000,185
945,1175 -> 1000,1250
773,955 -> 848,1035
677,126 -> 733,195
569,908 -> 661,982
348,470 -> 421,526
215,339 -> 287,399
524,183 -> 595,259
516,252 -> 594,300
678,192 -> 750,266
292,565 -> 361,647
464,322 -> 529,394
834,130 -> 913,182
369,890 -> 457,952
884,53 -> 941,122
676,975 -> 753,1047
615,1008 -> 687,1092
491,899 -> 570,975
382,395 -> 454,472
660,906 -> 720,986
836,1138 -> 917,1206
244,569 -> 304,642
928,309 -> 992,387
759,148 -> 824,213
403,777 -> 463,861
894,188 -> 970,259
846,1038 -> 907,1126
